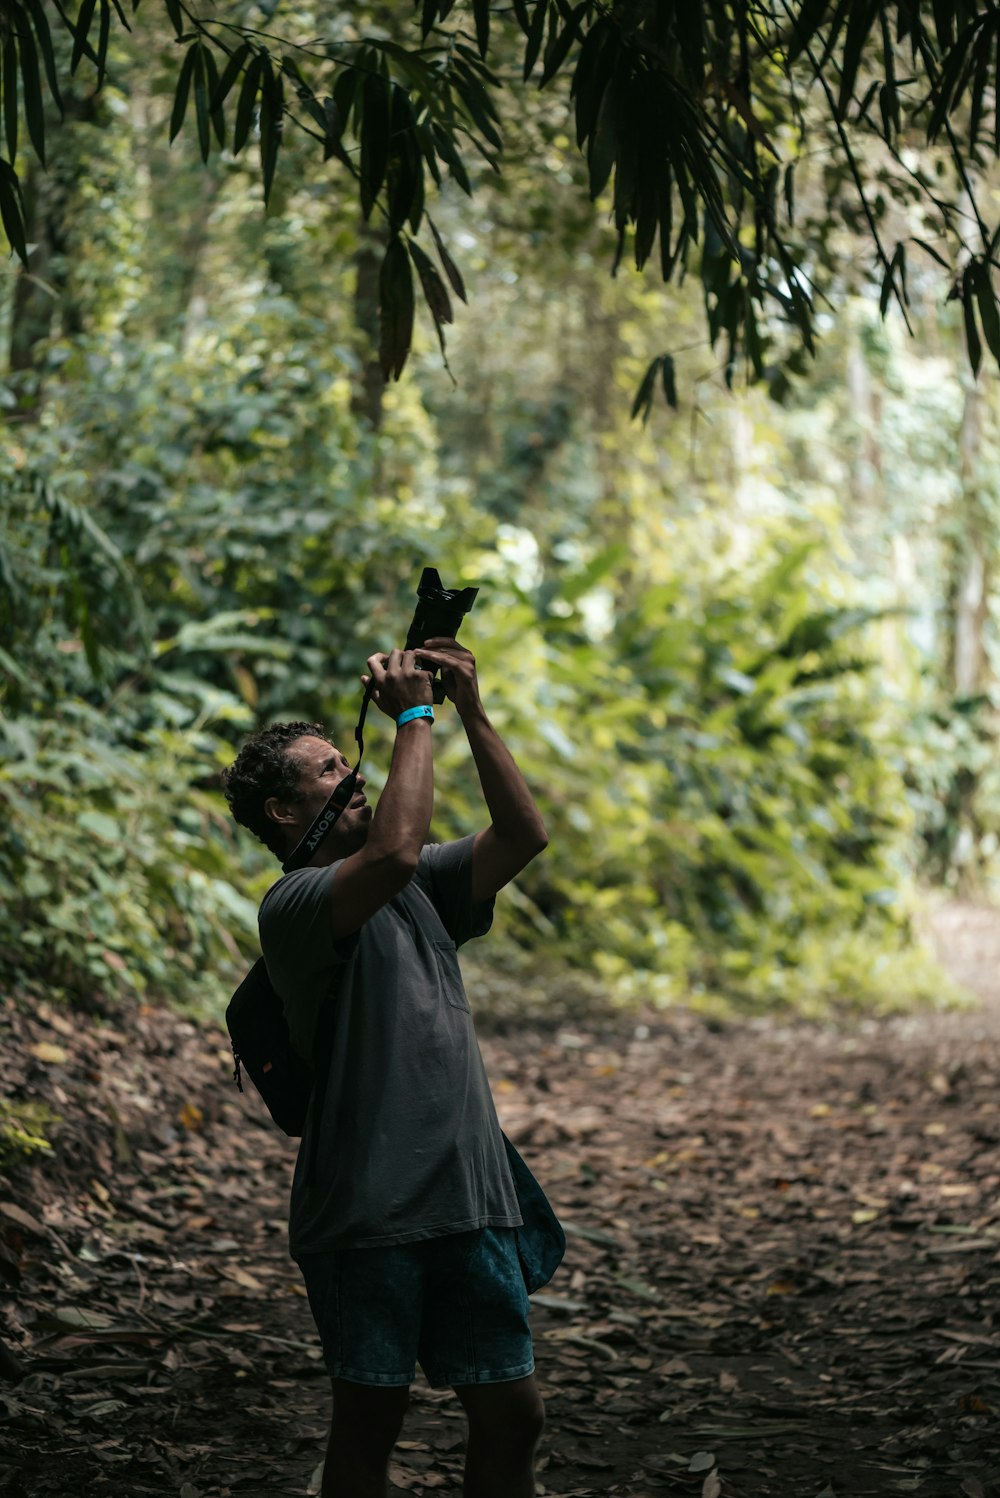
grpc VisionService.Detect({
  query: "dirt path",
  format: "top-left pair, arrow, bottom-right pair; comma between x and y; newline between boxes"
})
2,904 -> 1000,1497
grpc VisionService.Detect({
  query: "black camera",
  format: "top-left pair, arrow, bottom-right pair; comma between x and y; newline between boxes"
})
405,568 -> 479,702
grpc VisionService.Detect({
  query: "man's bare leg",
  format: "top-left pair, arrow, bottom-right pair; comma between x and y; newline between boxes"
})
454,1373 -> 545,1498
320,1379 -> 410,1498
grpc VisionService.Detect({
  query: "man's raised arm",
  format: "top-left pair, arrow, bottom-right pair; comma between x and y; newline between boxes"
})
416,638 -> 548,904
329,648 -> 435,940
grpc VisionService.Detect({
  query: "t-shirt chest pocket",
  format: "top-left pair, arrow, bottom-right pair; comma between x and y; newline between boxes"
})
432,936 -> 471,1013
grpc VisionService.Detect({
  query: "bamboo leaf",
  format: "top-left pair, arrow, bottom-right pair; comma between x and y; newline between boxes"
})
169,43 -> 199,145
210,41 -> 251,113
201,45 -> 226,148
836,0 -> 880,118
193,43 -> 211,162
3,31 -> 18,164
911,236 -> 950,269
431,123 -> 472,195
233,53 -> 263,156
96,0 -> 110,87
473,0 -> 490,57
19,21 -> 46,166
408,236 -> 453,356
164,0 -> 184,40
587,76 -> 617,199
541,3 -> 583,87
524,0 -> 549,81
259,63 -> 283,205
428,215 -> 467,303
0,159 -> 27,262
973,260 -> 1000,367
572,15 -> 616,149
452,65 -> 503,152
631,355 -> 661,424
379,234 -> 415,381
787,0 -> 836,64
70,0 -> 98,75
332,65 -> 360,135
963,262 -> 983,377
24,0 -> 63,113
661,353 -> 678,409
360,73 -> 390,219
322,97 -> 345,165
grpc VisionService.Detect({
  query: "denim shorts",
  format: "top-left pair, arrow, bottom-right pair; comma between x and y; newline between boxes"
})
297,1226 -> 535,1388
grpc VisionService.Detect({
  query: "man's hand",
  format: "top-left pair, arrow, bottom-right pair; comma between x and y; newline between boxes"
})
414,638 -> 483,719
362,648 -> 434,722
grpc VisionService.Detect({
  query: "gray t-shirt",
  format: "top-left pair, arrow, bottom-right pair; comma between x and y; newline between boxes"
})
258,835 -> 521,1257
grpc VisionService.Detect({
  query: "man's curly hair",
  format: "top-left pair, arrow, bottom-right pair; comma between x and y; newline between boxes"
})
222,721 -> 329,858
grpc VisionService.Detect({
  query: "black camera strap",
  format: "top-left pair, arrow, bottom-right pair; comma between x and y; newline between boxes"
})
281,680 -> 376,875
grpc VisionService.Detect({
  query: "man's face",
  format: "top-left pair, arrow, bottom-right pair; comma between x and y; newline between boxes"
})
282,735 -> 371,856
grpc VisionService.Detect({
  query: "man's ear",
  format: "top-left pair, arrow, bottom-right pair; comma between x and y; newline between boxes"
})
264,796 -> 300,830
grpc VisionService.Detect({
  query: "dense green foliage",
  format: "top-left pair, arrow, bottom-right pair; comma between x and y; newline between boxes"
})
2,6 -> 996,1025
2,2 -> 1000,396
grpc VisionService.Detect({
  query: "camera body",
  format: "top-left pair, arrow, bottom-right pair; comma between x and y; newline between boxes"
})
405,568 -> 479,703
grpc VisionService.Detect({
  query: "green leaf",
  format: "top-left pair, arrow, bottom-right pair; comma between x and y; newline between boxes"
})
473,0 -> 490,57
387,84 -> 420,231
408,236 -> 452,356
963,262 -> 983,376
541,2 -> 583,87
786,0 -> 833,64
452,64 -> 503,152
23,0 -> 62,113
96,0 -> 110,88
0,159 -> 27,262
379,235 -> 415,381
587,77 -> 618,199
233,53 -> 263,156
332,65 -> 360,136
3,31 -> 18,164
572,15 -> 616,149
193,43 -> 211,163
169,43 -> 199,145
259,62 -> 283,206
360,73 -> 390,219
973,260 -> 1000,367
18,21 -> 46,166
661,353 -> 678,409
201,44 -> 226,149
631,355 -> 661,425
524,0 -> 549,81
70,0 -> 98,75
164,0 -> 184,40
210,41 -> 251,114
431,124 -> 472,195
879,244 -> 901,317
428,215 -> 467,303
321,97 -> 345,164
911,236 -> 950,270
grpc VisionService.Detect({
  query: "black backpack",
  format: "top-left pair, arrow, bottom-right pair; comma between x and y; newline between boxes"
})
226,958 -> 312,1137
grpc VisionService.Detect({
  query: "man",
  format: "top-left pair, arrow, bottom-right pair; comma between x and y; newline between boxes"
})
222,637 -> 551,1498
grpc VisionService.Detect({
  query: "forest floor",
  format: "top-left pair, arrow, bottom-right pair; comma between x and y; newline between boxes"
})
2,902 -> 1000,1498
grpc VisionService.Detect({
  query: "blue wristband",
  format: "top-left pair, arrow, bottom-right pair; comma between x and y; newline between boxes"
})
396,705 -> 434,729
